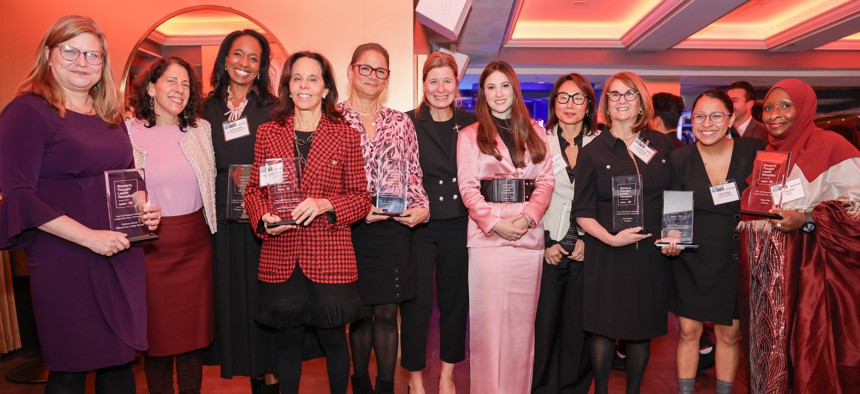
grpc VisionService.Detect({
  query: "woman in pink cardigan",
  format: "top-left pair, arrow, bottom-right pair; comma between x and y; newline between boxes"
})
457,61 -> 554,393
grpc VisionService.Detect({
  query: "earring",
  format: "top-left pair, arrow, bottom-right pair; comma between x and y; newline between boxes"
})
225,65 -> 228,71
149,96 -> 154,107
257,73 -> 260,80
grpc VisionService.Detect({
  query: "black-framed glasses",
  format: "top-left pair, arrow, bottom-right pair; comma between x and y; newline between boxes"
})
555,92 -> 586,105
55,44 -> 105,66
352,64 -> 390,79
691,112 -> 731,124
607,90 -> 639,102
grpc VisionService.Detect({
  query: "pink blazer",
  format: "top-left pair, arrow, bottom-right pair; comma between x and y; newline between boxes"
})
457,121 -> 554,250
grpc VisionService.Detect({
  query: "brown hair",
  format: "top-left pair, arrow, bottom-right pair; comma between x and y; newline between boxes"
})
350,43 -> 390,66
129,56 -> 202,131
17,15 -> 122,127
271,51 -> 343,124
546,73 -> 597,135
415,51 -> 459,116
598,71 -> 653,132
475,61 -> 546,167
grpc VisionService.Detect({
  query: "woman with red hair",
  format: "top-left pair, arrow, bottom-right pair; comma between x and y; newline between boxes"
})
457,60 -> 553,392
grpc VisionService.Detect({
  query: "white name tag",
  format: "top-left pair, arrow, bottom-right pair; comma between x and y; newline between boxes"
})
551,154 -> 567,174
223,117 -> 251,142
259,162 -> 283,187
710,180 -> 739,205
628,138 -> 656,164
780,178 -> 806,203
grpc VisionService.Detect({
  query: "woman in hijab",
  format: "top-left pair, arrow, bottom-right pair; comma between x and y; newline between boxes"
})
738,78 -> 860,393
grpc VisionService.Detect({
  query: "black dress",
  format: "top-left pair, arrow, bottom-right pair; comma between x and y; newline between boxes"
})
668,138 -> 765,325
572,129 -> 673,340
202,91 -> 277,378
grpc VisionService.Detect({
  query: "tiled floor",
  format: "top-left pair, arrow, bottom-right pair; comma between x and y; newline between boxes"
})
0,312 -> 745,393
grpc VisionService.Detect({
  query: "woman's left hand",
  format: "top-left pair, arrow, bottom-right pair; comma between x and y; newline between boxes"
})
570,239 -> 585,261
141,202 -> 161,231
292,198 -> 333,226
393,207 -> 429,228
769,209 -> 805,232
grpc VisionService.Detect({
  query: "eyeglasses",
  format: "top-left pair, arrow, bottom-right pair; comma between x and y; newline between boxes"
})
555,92 -> 586,105
352,64 -> 390,79
55,44 -> 105,66
607,90 -> 639,102
691,112 -> 731,124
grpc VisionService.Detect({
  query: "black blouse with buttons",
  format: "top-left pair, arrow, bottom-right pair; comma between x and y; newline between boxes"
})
407,106 -> 477,220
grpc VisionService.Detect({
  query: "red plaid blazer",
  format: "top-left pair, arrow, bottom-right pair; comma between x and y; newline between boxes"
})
244,115 -> 370,284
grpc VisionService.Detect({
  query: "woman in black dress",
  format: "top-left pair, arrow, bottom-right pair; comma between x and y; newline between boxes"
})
401,52 -> 475,394
572,71 -> 673,394
202,29 -> 279,393
660,90 -> 764,394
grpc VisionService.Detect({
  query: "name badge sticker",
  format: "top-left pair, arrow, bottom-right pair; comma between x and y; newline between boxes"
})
710,180 -> 740,205
223,117 -> 251,142
628,138 -> 656,164
259,162 -> 284,187
780,178 -> 806,203
551,154 -> 567,174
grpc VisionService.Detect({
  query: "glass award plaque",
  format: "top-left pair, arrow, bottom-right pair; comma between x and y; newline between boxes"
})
557,203 -> 577,252
374,158 -> 409,216
739,151 -> 789,219
264,158 -> 302,228
104,168 -> 157,242
657,191 -> 697,250
226,164 -> 252,221
611,175 -> 643,233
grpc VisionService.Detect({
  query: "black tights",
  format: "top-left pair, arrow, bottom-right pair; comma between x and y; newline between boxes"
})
144,349 -> 205,394
45,363 -> 135,394
276,325 -> 350,394
349,303 -> 399,381
591,335 -> 650,394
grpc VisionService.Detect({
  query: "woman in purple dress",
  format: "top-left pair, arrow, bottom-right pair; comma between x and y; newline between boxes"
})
0,15 -> 160,393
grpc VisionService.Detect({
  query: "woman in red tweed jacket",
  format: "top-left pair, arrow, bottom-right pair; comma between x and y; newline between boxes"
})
243,51 -> 370,394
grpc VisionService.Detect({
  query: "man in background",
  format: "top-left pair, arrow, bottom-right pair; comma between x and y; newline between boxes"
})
651,92 -> 686,149
727,81 -> 769,144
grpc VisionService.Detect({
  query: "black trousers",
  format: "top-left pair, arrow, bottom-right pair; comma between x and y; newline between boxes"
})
532,259 -> 592,394
400,217 -> 469,371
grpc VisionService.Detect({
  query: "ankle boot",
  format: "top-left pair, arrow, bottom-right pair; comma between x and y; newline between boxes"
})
375,378 -> 394,394
678,378 -> 695,394
716,380 -> 734,394
351,374 -> 374,394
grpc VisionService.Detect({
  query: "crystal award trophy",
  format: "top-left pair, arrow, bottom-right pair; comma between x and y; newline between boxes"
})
264,158 -> 302,228
104,168 -> 157,242
374,158 -> 409,216
611,175 -> 643,233
657,191 -> 698,250
225,164 -> 252,221
739,151 -> 789,219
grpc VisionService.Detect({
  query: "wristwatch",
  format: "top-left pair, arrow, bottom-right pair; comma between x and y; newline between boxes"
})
801,212 -> 816,233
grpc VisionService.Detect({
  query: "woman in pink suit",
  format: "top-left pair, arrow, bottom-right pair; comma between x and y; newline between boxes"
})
457,61 -> 554,393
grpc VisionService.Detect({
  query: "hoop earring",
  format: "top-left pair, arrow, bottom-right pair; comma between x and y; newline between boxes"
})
638,108 -> 643,115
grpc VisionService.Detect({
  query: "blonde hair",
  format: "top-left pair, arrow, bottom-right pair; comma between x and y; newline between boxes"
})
415,51 -> 460,115
598,71 -> 653,132
17,15 -> 122,127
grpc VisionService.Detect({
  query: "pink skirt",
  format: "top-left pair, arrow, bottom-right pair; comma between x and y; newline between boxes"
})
143,209 -> 214,356
468,246 -> 543,393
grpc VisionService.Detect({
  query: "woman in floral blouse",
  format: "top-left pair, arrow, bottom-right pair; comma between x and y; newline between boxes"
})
337,42 -> 429,394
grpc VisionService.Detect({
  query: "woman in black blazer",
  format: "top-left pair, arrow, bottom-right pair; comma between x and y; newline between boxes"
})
400,52 -> 476,394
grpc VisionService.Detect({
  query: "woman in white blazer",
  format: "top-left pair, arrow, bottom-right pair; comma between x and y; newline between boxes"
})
532,73 -> 599,394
